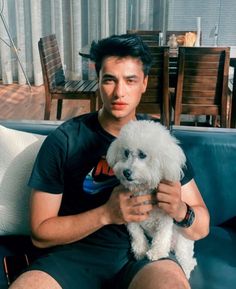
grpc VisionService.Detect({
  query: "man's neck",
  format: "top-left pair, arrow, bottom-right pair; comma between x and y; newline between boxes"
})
98,108 -> 136,137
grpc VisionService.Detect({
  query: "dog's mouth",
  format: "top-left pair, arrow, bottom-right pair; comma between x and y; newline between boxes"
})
122,169 -> 149,191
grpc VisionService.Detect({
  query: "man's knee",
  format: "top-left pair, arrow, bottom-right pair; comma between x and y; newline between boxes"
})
9,270 -> 62,289
128,260 -> 190,289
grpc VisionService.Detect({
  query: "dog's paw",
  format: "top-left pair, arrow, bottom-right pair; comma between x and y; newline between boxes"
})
179,257 -> 197,280
131,240 -> 149,260
133,250 -> 146,260
183,258 -> 197,279
146,249 -> 169,261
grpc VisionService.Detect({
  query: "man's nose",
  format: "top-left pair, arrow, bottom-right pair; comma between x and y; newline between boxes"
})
114,81 -> 125,98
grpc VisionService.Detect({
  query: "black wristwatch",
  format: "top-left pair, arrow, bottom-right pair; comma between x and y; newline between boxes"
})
174,203 -> 195,228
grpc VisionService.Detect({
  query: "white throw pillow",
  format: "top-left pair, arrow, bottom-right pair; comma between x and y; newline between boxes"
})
0,125 -> 46,235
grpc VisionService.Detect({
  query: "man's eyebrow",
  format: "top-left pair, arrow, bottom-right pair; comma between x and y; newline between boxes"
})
102,73 -> 116,79
102,73 -> 139,79
125,74 -> 138,79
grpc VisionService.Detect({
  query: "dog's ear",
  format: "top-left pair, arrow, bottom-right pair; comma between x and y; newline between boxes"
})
161,142 -> 186,182
106,139 -> 121,168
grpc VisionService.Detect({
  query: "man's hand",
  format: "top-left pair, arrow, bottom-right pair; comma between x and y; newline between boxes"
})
103,185 -> 154,225
156,180 -> 187,222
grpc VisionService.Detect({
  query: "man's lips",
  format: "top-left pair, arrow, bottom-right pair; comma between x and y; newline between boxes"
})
111,102 -> 128,110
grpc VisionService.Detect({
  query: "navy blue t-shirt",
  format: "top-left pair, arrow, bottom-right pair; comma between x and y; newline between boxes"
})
28,112 -> 193,247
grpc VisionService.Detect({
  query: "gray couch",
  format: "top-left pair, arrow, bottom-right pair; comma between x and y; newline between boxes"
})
0,120 -> 235,289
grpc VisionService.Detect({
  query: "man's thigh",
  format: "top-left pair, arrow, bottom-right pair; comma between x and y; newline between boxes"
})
116,254 -> 190,289
15,242 -> 129,289
9,270 -> 62,289
127,259 -> 190,289
10,254 -> 101,289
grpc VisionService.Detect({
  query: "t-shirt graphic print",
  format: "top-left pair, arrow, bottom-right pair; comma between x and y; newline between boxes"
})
83,156 -> 119,195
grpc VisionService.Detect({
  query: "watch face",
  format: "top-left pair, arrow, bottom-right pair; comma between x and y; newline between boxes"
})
174,204 -> 195,228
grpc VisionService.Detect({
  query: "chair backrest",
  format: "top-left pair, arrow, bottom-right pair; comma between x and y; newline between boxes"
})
174,46 -> 230,127
166,31 -> 200,47
127,30 -> 161,46
137,46 -> 170,127
38,34 -> 65,91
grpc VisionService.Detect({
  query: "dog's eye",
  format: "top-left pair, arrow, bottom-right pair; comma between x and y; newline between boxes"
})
124,149 -> 130,158
138,150 -> 147,159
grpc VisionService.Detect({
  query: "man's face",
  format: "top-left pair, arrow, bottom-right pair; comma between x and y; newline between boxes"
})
99,56 -> 148,120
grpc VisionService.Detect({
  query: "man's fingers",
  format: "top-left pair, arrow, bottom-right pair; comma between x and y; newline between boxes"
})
128,194 -> 153,206
130,204 -> 153,215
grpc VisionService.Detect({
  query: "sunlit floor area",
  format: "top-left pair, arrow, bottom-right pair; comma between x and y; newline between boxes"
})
0,83 -> 91,121
0,82 -> 228,127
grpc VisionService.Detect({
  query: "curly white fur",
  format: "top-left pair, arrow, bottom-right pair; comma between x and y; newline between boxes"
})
106,120 -> 197,279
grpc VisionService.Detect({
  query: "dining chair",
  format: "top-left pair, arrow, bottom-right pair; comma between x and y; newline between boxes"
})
136,46 -> 170,128
127,30 -> 161,46
38,34 -> 98,120
229,58 -> 236,128
126,31 -> 170,127
173,46 -> 231,127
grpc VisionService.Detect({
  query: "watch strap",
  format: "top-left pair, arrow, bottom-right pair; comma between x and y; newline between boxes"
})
174,203 -> 195,228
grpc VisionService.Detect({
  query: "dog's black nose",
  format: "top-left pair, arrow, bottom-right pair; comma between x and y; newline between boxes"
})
123,169 -> 132,181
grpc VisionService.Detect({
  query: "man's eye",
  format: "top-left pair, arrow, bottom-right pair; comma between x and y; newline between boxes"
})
138,150 -> 147,159
103,80 -> 112,84
124,149 -> 130,158
127,78 -> 136,84
102,78 -> 114,84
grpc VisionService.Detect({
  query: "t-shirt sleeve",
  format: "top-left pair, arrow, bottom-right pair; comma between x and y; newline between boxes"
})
28,128 -> 67,194
180,155 -> 194,186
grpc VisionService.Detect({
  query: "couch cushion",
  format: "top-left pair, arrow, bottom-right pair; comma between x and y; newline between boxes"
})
0,125 -> 46,235
173,128 -> 236,226
190,226 -> 236,289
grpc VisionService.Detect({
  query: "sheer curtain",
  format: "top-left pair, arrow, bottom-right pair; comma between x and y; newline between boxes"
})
167,0 -> 236,46
0,0 -> 160,86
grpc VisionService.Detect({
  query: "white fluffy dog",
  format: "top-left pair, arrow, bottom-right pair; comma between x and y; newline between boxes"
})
106,120 -> 197,279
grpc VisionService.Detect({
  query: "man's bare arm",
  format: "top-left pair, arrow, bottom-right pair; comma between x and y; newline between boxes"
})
30,186 -> 154,248
157,179 -> 210,241
30,189 -> 110,248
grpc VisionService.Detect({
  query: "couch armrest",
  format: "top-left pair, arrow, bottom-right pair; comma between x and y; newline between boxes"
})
0,120 -> 62,135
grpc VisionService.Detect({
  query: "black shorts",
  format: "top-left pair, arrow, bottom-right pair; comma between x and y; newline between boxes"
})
26,241 -> 179,289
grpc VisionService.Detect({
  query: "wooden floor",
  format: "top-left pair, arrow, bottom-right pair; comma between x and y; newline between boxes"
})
0,83 -> 91,121
0,83 -> 227,127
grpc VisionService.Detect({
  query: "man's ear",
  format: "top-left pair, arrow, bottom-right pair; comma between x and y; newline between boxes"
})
142,75 -> 148,93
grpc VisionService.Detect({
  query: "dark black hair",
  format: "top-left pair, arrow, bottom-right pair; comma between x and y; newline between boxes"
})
89,34 -> 153,76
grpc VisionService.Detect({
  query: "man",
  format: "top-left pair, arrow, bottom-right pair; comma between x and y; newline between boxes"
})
10,34 -> 209,289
